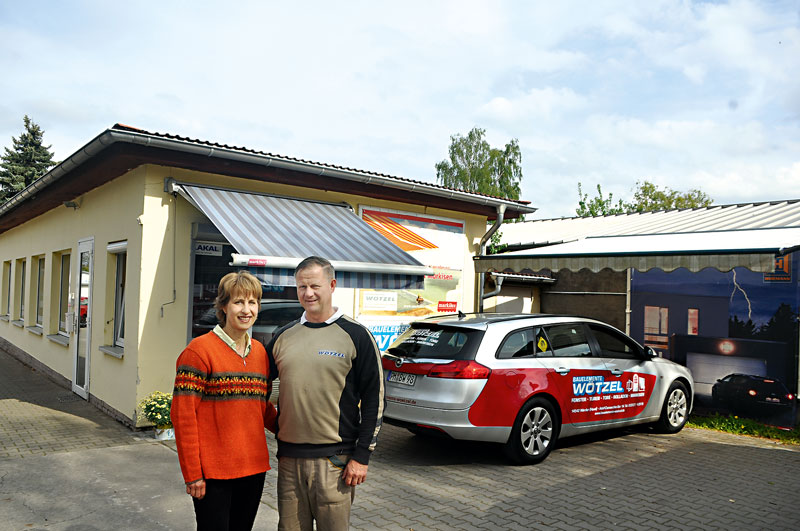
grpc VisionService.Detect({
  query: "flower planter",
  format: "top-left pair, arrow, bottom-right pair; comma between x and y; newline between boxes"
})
154,427 -> 175,440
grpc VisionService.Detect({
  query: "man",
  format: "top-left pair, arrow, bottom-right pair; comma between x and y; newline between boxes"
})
266,256 -> 384,531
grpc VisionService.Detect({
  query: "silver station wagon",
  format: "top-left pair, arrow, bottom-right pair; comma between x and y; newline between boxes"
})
381,314 -> 694,464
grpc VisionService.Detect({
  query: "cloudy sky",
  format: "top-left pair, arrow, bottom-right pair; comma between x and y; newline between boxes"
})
1,1 -> 798,218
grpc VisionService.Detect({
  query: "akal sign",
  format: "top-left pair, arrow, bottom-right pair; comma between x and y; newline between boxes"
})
194,242 -> 223,256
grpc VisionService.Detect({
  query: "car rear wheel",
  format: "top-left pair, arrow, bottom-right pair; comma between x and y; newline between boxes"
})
656,381 -> 689,433
503,397 -> 559,465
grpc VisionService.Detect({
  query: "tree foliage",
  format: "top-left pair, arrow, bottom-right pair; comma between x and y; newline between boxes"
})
0,115 -> 56,202
626,181 -> 713,213
576,180 -> 713,217
436,127 -> 522,200
576,183 -> 625,217
729,303 -> 797,342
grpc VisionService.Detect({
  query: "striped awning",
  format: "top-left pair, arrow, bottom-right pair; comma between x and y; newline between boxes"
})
173,182 -> 433,288
475,228 -> 800,274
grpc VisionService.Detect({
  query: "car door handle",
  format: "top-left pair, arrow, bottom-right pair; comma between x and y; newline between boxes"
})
610,368 -> 623,376
555,367 -> 570,375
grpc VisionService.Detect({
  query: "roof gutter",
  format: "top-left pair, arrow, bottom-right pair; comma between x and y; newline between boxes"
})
0,128 -> 117,218
1,127 -> 536,219
116,129 -> 537,215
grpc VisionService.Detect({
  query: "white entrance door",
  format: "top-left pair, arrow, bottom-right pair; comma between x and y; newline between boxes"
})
72,238 -> 93,399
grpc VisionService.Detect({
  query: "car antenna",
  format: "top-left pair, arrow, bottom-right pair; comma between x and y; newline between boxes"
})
457,310 -> 466,319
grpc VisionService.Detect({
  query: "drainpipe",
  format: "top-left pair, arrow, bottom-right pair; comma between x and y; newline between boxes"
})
481,274 -> 505,312
477,204 -> 506,313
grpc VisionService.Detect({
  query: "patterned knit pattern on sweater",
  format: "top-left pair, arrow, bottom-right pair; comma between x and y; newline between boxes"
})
171,332 -> 277,483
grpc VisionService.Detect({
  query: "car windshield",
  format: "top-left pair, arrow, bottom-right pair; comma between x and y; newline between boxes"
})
386,324 -> 484,360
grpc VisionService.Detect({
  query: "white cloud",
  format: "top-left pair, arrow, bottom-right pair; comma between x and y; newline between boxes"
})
0,0 -> 797,221
477,87 -> 588,125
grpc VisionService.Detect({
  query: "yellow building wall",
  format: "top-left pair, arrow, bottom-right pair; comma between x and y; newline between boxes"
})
133,165 -> 487,413
0,167 -> 146,420
1,162 -> 489,426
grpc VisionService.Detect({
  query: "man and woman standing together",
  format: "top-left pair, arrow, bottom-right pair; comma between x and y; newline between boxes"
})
171,256 -> 385,530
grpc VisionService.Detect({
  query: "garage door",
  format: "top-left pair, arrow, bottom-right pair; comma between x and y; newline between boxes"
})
687,352 -> 767,397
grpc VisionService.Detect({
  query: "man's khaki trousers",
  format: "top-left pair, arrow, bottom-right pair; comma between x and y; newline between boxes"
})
277,455 -> 355,531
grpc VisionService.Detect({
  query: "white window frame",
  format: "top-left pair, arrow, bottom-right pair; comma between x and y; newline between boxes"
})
36,256 -> 45,327
18,258 -> 26,321
107,241 -> 127,348
58,254 -> 71,335
2,261 -> 10,316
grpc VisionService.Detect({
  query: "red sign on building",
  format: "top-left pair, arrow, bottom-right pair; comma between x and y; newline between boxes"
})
437,301 -> 457,313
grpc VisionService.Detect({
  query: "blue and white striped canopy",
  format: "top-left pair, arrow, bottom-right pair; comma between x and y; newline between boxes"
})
176,183 -> 431,289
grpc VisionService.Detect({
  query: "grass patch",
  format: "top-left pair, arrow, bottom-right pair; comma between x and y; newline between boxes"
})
688,413 -> 800,445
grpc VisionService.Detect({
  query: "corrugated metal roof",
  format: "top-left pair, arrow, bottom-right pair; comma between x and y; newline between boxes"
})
500,200 -> 800,249
479,200 -> 800,274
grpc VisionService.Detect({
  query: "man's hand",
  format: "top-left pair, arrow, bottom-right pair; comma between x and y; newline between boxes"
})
341,460 -> 368,486
186,478 -> 206,499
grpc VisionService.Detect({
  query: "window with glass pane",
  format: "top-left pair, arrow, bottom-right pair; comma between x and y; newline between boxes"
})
534,328 -> 554,357
36,257 -> 45,326
18,259 -> 26,320
497,328 -> 534,359
644,305 -> 669,334
589,324 -> 640,359
58,254 -> 70,333
687,308 -> 699,335
2,261 -> 10,315
544,324 -> 592,357
114,252 -> 126,347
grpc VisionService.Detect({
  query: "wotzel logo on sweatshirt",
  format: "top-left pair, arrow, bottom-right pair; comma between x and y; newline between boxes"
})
318,349 -> 346,358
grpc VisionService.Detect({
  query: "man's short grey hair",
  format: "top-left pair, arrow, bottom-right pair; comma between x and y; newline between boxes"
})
295,256 -> 335,280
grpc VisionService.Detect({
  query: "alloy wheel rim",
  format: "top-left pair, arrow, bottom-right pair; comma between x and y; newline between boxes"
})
667,389 -> 687,426
520,406 -> 553,456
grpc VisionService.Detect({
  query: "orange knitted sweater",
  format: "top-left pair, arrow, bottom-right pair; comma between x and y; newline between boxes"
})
171,332 -> 277,483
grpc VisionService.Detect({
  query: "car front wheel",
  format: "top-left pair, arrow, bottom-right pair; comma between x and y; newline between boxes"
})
503,397 -> 559,465
656,381 -> 689,433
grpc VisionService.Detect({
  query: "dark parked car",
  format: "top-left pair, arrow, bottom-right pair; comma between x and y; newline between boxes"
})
712,373 -> 796,418
192,298 -> 304,345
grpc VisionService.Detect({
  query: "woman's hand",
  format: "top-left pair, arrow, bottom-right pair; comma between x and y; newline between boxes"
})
186,478 -> 206,499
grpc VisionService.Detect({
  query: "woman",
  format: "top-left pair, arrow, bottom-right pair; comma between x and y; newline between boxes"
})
171,271 -> 277,531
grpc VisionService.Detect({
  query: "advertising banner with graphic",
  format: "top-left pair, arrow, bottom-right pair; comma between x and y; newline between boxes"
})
630,252 -> 799,428
568,371 -> 656,423
358,207 -> 466,350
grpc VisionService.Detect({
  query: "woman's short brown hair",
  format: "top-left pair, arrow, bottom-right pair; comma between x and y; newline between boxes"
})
214,271 -> 263,324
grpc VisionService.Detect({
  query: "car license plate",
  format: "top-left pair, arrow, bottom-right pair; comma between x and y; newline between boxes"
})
387,371 -> 416,386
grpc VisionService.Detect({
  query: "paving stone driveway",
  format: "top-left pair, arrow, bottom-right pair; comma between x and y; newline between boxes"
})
340,424 -> 800,530
3,348 -> 799,530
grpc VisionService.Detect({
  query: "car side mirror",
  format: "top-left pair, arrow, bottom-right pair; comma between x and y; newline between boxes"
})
644,346 -> 657,358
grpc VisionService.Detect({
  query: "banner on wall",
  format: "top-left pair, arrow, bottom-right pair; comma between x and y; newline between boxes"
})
358,207 -> 465,349
631,264 -> 799,428
764,255 -> 791,282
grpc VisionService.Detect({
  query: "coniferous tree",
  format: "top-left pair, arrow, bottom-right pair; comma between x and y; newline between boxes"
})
0,116 -> 56,202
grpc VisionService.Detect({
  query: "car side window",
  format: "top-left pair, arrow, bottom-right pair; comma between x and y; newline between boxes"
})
533,327 -> 554,357
588,324 -> 641,360
544,324 -> 592,357
497,328 -> 534,359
